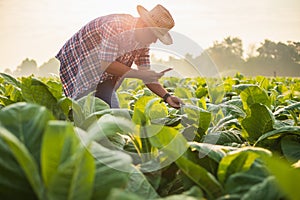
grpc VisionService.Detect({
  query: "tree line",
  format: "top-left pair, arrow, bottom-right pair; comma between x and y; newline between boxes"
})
4,58 -> 60,77
3,37 -> 300,77
154,37 -> 300,77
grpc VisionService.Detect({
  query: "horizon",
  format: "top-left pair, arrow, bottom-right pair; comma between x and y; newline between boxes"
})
1,0 -> 300,71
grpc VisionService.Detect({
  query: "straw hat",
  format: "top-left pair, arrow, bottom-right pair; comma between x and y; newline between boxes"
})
137,4 -> 175,45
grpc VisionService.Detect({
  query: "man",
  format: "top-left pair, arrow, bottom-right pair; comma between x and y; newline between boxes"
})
56,4 -> 182,108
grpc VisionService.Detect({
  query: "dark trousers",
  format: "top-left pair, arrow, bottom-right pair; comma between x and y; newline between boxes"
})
95,79 -> 119,108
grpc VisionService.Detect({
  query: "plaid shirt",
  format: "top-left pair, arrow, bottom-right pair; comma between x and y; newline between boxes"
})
56,14 -> 150,98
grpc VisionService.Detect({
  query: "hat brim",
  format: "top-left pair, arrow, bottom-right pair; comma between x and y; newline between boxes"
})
137,5 -> 173,45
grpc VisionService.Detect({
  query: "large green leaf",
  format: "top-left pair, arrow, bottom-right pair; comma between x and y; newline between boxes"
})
42,121 -> 95,200
273,101 -> 300,115
1,83 -> 23,104
117,91 -> 133,109
241,103 -> 274,143
0,127 -> 45,200
217,147 -> 272,185
47,149 -> 95,200
0,72 -> 21,88
219,103 -> 246,118
202,130 -> 244,145
21,77 -> 61,114
86,114 -> 135,143
241,176 -> 283,200
45,80 -> 63,100
180,104 -> 211,136
80,108 -> 133,130
223,99 -> 244,111
0,139 -> 37,199
132,96 -> 153,125
240,85 -> 271,111
176,156 -> 223,199
263,155 -> 300,200
145,98 -> 168,122
90,142 -> 132,200
195,86 -> 208,99
281,136 -> 300,163
189,142 -> 229,163
187,142 -> 229,177
208,114 -> 239,133
41,121 -> 80,187
224,162 -> 268,196
91,108 -> 133,119
149,126 -> 189,160
206,79 -> 225,104
149,126 -> 223,199
206,104 -> 225,127
73,94 -> 111,128
232,84 -> 256,94
174,87 -> 193,99
77,94 -> 110,118
0,102 -> 54,162
274,102 -> 300,125
82,114 -> 135,158
57,97 -> 73,121
255,126 -> 300,145
125,166 -> 159,199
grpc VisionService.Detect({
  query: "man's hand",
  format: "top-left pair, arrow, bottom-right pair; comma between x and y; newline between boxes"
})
165,95 -> 182,109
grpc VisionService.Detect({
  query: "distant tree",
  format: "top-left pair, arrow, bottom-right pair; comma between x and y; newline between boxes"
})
13,58 -> 38,77
287,41 -> 300,64
4,68 -> 13,75
245,40 -> 300,76
38,58 -> 60,77
200,37 -> 245,75
255,39 -> 300,64
256,40 -> 277,59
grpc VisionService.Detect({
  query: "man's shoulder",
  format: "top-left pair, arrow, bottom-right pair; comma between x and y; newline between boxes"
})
96,14 -> 136,25
92,14 -> 138,34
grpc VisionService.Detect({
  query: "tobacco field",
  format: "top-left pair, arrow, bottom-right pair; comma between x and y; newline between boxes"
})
0,72 -> 300,200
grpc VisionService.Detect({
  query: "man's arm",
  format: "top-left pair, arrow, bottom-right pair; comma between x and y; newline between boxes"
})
101,61 -> 131,77
145,83 -> 182,109
102,61 -> 182,108
101,61 -> 163,83
145,83 -> 168,98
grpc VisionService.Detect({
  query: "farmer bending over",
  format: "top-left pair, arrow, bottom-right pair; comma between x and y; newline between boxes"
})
56,4 -> 182,108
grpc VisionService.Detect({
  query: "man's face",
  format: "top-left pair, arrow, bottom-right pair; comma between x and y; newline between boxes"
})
135,27 -> 158,45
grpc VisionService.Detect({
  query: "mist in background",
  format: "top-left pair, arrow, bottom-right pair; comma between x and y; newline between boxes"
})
0,0 -> 299,77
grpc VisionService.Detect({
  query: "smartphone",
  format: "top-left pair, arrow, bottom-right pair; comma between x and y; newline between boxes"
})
160,68 -> 173,73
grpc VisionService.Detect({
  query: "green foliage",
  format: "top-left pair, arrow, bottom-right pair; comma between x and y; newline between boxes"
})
0,74 -> 72,120
0,103 -> 133,200
0,127 -> 45,199
217,147 -> 271,185
41,121 -> 94,200
241,103 -> 274,143
0,102 -> 54,161
280,136 -> 300,163
1,73 -> 300,200
263,155 -> 300,200
240,85 -> 271,111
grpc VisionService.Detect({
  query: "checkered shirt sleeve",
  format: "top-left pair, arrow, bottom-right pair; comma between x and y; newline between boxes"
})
56,15 -> 136,98
135,48 -> 150,69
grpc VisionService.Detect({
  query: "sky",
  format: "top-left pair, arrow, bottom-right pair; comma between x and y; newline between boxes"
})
0,0 -> 299,71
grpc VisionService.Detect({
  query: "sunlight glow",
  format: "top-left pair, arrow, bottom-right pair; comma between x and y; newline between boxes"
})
0,0 -> 299,71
